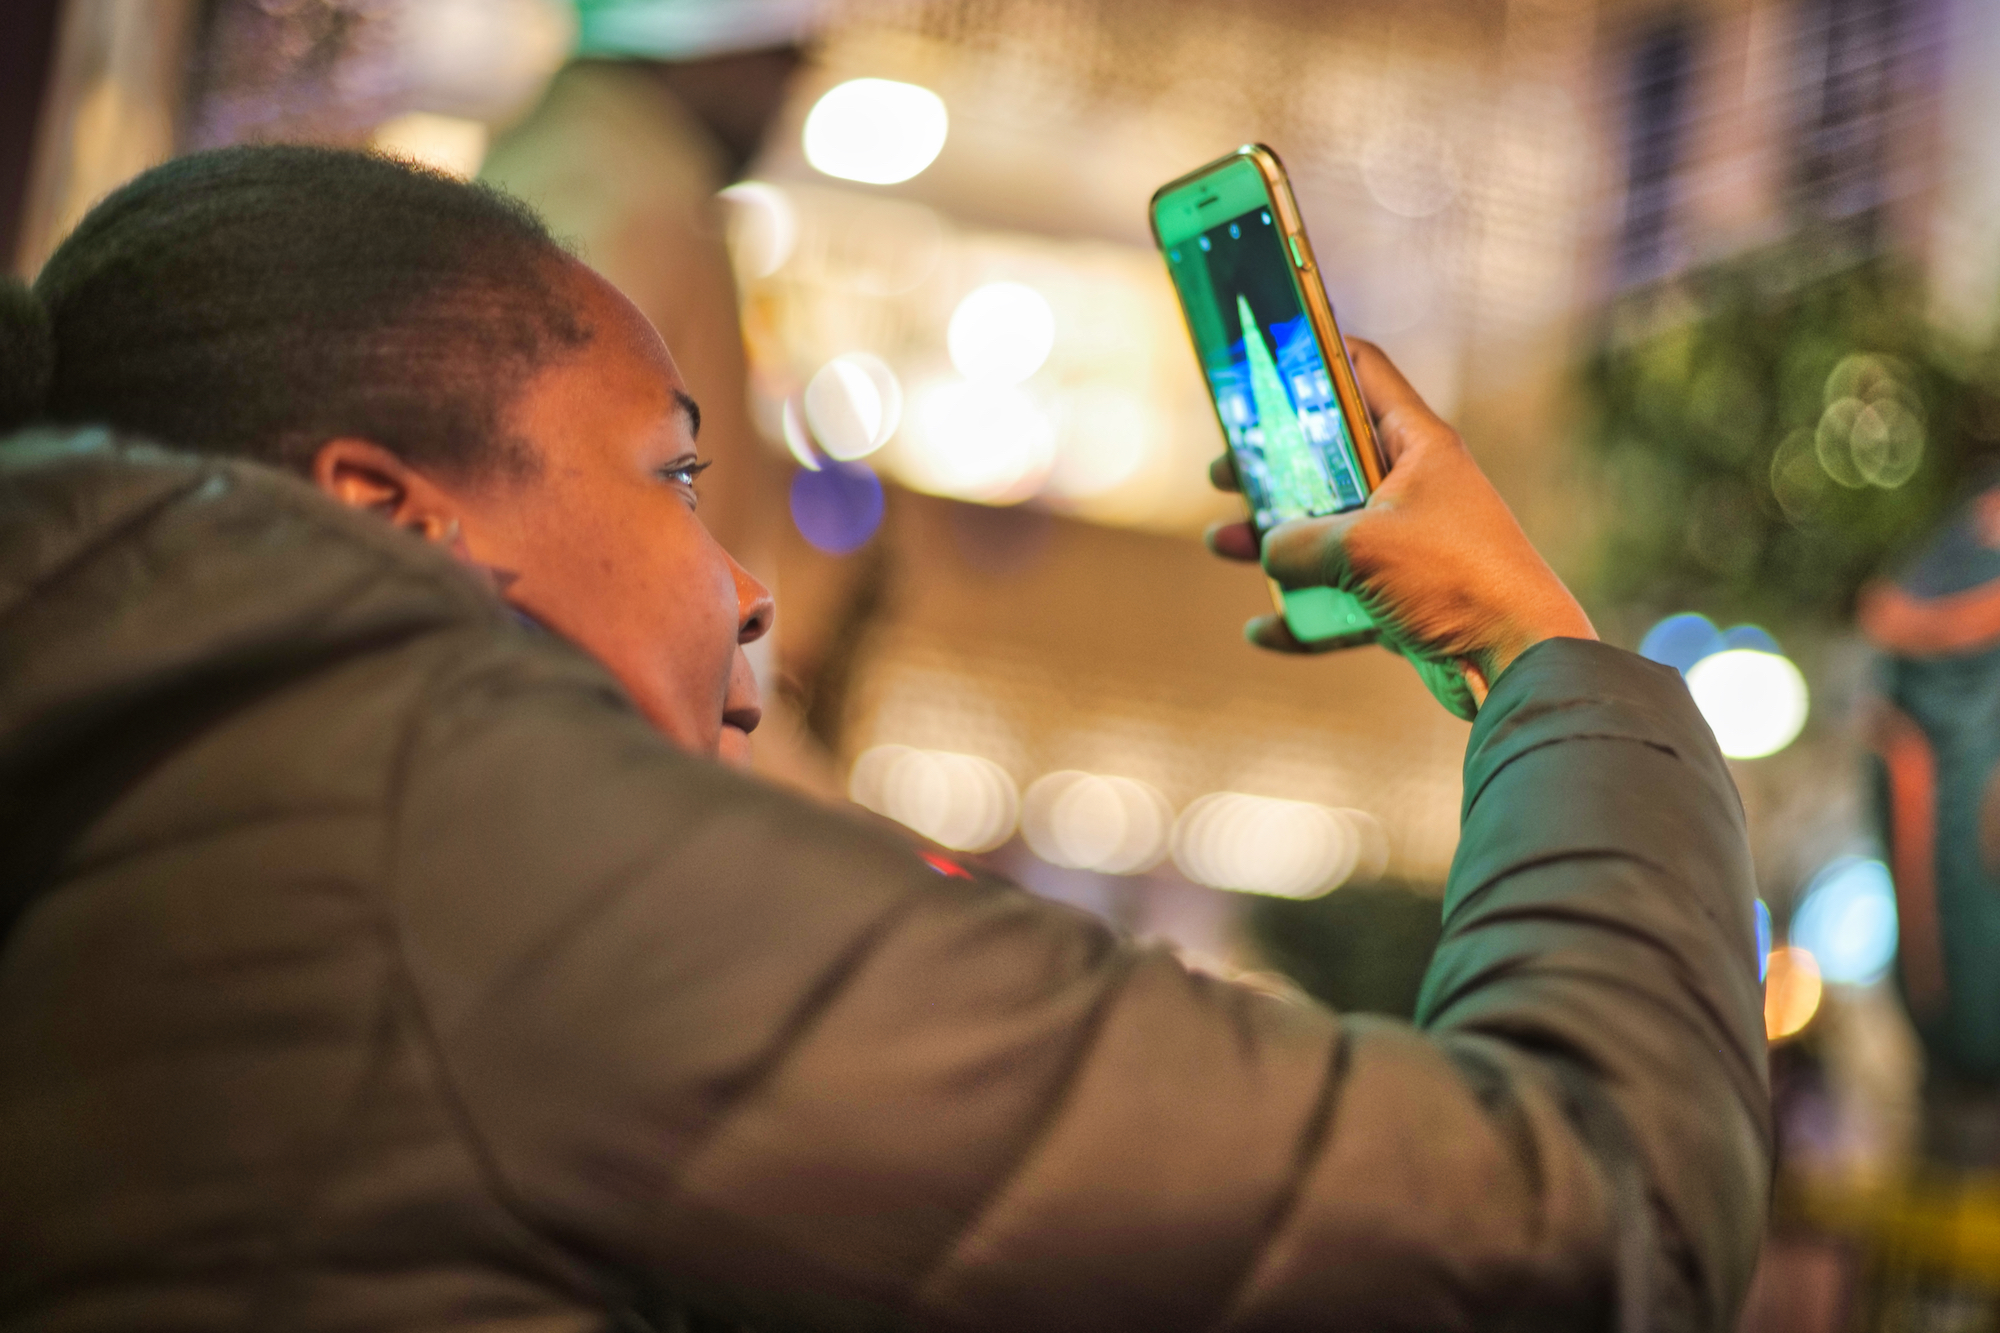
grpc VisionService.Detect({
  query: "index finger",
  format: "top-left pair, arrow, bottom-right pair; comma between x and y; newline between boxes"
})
1345,339 -> 1441,464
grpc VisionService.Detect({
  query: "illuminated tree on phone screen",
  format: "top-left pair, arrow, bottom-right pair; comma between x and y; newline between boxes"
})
1238,296 -> 1337,519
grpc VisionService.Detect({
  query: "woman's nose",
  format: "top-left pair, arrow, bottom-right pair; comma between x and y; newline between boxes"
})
732,557 -> 775,645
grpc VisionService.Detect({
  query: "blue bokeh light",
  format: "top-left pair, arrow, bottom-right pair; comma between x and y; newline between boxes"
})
1640,613 -> 1784,674
1790,857 -> 1899,985
1722,624 -> 1781,655
1755,899 -> 1771,981
789,461 -> 884,555
1639,613 -> 1724,672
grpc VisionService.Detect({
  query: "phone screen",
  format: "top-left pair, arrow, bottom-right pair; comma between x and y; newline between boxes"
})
1163,205 -> 1369,530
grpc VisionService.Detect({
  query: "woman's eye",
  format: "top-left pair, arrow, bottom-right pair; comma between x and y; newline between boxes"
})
659,459 -> 713,490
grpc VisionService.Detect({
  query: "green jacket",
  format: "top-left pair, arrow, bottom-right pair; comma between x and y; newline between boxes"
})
0,430 -> 1767,1331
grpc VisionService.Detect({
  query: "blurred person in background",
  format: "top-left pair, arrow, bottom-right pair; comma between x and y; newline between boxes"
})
1861,488 -> 2000,1165
0,145 -> 1766,1331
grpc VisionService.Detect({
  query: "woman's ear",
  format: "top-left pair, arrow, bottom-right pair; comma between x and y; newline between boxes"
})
310,438 -> 461,545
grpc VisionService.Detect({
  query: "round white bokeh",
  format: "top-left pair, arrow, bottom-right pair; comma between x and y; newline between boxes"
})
900,380 -> 1056,503
948,282 -> 1056,385
1685,649 -> 1809,760
804,353 -> 902,461
802,78 -> 949,186
1021,771 -> 1173,874
849,745 -> 1018,852
1170,792 -> 1361,900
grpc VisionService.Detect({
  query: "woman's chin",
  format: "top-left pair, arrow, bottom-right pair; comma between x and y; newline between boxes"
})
717,724 -> 754,770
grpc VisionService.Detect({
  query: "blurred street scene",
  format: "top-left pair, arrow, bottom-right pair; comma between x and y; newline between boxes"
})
10,0 -> 2000,1326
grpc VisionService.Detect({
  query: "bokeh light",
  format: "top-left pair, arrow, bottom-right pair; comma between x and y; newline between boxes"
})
718,180 -> 798,278
804,353 -> 902,461
1770,428 -> 1829,522
1755,899 -> 1772,981
1638,612 -> 1724,673
781,397 -> 820,472
789,461 -> 884,555
1815,398 -> 1870,488
1020,771 -> 1174,874
947,281 -> 1056,385
848,745 -> 1019,852
1851,400 -> 1924,488
1639,615 -> 1809,759
1638,614 -> 1782,672
901,380 -> 1056,503
1359,125 -> 1461,218
1721,624 -> 1781,655
1764,945 -> 1823,1042
1049,387 -> 1151,499
1171,793 -> 1376,899
1685,648 -> 1810,759
1813,353 -> 1925,490
1790,857 -> 1899,985
802,78 -> 949,186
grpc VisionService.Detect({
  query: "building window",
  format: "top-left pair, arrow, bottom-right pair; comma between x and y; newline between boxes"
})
1789,0 -> 1916,241
1619,16 -> 1697,285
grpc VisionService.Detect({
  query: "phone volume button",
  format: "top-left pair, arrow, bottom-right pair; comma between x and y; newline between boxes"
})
1288,233 -> 1313,270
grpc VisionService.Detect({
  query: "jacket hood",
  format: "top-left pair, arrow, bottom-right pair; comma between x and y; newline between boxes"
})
0,427 -> 505,904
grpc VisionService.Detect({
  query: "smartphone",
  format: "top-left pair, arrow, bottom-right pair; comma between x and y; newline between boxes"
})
1150,144 -> 1385,646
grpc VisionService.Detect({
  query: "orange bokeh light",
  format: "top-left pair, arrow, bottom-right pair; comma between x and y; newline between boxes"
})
1765,945 -> 1824,1042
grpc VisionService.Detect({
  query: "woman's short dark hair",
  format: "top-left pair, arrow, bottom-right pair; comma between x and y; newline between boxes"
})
0,144 -> 590,477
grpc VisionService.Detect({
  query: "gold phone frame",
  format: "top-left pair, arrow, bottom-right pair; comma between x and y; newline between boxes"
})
1148,143 -> 1387,499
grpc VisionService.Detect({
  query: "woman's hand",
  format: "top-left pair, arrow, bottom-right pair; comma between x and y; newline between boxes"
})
1205,339 -> 1595,714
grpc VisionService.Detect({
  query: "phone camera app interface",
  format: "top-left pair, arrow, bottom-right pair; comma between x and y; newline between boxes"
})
1167,208 -> 1366,528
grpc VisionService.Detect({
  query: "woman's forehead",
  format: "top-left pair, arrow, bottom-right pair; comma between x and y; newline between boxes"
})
564,259 -> 682,378
530,263 -> 696,442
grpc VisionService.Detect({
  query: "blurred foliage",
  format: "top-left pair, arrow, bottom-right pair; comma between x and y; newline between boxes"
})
1578,243 -> 2000,631
1245,883 -> 1443,1019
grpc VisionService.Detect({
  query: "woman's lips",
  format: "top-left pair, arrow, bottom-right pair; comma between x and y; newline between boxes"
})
718,705 -> 761,770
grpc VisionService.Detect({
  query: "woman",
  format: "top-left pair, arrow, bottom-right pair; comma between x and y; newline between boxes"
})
0,147 -> 1767,1331
4,145 -> 770,766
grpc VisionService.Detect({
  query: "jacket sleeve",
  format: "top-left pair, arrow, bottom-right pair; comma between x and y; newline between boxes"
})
388,633 -> 1767,1332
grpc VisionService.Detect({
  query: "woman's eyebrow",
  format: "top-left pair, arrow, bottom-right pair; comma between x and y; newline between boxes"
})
675,389 -> 702,440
